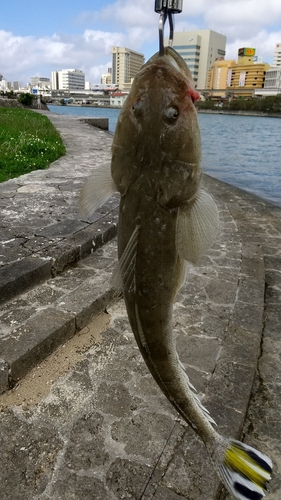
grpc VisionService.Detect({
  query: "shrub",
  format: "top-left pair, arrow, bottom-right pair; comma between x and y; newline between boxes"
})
18,93 -> 34,106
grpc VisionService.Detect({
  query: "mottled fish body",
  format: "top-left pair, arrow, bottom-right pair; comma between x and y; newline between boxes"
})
80,47 -> 272,499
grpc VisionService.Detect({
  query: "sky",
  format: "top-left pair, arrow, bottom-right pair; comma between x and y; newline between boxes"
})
1,0 -> 281,85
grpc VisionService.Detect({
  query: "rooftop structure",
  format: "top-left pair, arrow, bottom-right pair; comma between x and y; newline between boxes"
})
237,47 -> 256,65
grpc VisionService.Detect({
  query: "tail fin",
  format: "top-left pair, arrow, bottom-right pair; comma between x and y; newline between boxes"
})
216,439 -> 272,500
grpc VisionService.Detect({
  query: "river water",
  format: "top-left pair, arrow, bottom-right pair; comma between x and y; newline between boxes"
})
48,105 -> 281,206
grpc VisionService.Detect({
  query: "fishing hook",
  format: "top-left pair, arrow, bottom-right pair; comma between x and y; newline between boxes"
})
154,0 -> 183,56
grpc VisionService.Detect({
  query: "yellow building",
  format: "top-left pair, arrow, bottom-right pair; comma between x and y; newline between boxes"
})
227,62 -> 270,96
207,48 -> 270,98
207,59 -> 236,97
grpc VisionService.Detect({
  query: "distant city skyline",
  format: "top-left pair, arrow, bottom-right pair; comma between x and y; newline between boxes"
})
1,0 -> 281,84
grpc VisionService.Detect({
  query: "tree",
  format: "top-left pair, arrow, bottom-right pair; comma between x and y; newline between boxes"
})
18,93 -> 34,106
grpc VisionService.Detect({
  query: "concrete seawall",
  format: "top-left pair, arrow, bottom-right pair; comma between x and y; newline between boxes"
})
0,111 -> 280,499
197,108 -> 281,118
0,97 -> 49,111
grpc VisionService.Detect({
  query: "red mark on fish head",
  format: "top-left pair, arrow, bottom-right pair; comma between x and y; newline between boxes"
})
183,80 -> 200,104
189,88 -> 200,103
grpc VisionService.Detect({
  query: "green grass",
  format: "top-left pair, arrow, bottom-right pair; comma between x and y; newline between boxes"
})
0,108 -> 66,182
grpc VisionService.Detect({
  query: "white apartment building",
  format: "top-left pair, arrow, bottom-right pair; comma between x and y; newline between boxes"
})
51,69 -> 85,90
0,79 -> 11,91
169,29 -> 226,89
264,67 -> 281,89
111,47 -> 144,90
256,66 -> 281,96
273,43 -> 281,67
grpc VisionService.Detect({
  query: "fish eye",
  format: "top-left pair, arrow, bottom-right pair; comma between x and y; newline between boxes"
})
163,106 -> 179,123
132,99 -> 142,116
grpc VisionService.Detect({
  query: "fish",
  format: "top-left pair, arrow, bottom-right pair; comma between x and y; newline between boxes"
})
80,46 -> 272,500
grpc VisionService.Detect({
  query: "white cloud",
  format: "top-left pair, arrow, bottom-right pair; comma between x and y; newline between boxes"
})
204,0 -> 281,28
86,63 -> 112,83
77,0 -> 156,27
225,29 -> 281,62
0,29 -> 126,83
0,0 -> 280,85
83,29 -> 125,54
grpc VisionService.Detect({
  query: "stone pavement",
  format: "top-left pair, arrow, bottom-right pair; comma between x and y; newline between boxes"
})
0,111 -> 280,500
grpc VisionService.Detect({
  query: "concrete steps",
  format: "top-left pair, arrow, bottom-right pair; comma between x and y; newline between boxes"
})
0,239 -> 119,392
0,192 -> 120,393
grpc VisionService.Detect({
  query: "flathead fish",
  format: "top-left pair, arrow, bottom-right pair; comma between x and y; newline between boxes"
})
80,47 -> 272,500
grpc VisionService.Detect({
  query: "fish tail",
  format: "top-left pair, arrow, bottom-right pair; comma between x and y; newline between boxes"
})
209,437 -> 272,499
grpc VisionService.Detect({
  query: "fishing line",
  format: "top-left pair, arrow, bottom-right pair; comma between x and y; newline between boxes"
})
138,419 -> 180,499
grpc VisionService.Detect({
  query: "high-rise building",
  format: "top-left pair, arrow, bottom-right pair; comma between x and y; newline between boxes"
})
111,47 -> 144,90
30,76 -> 51,88
13,81 -> 22,91
168,29 -> 226,89
273,43 -> 281,67
51,69 -> 85,90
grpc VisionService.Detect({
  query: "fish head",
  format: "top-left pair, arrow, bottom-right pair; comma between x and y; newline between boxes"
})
111,47 -> 202,208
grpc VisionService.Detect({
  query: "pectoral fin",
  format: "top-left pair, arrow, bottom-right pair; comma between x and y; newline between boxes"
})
79,162 -> 117,216
176,190 -> 219,264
